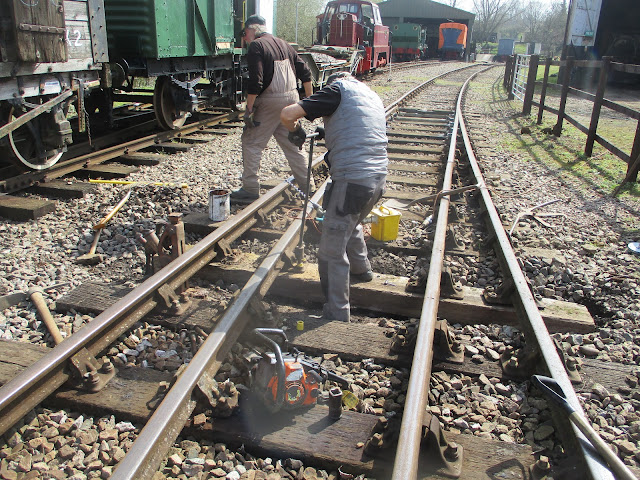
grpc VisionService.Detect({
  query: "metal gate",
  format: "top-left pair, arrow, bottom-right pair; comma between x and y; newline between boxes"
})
512,54 -> 531,102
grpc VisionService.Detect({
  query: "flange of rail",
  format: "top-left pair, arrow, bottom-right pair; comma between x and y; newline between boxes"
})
0,110 -> 241,195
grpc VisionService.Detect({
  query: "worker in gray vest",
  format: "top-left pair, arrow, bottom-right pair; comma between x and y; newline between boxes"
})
280,72 -> 388,321
231,14 -> 315,201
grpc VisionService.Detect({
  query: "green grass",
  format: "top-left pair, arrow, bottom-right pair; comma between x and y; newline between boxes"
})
470,75 -> 640,234
536,65 -> 560,84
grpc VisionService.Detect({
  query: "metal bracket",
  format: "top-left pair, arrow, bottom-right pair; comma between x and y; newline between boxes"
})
363,417 -> 397,457
554,338 -> 582,384
67,351 -> 116,392
421,412 -> 463,478
216,239 -> 233,257
445,226 -> 464,251
255,208 -> 269,225
500,345 -> 539,379
440,267 -> 464,299
433,320 -> 464,364
157,284 -> 192,316
482,277 -> 515,305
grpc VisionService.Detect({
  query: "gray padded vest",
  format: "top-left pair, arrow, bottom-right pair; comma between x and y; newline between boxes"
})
324,78 -> 388,181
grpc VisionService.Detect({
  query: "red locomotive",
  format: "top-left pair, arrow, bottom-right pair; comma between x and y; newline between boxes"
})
315,0 -> 390,74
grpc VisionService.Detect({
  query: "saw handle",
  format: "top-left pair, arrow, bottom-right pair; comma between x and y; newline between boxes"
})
252,328 -> 287,411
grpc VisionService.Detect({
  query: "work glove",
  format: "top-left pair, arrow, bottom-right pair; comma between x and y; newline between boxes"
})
288,124 -> 307,150
243,108 -> 260,128
314,126 -> 325,140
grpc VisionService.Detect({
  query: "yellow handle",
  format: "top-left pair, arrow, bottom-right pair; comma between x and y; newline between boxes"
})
379,205 -> 391,215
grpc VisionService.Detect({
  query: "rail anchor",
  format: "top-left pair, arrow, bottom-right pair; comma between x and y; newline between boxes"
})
421,412 -> 463,478
529,455 -> 552,480
500,345 -> 539,379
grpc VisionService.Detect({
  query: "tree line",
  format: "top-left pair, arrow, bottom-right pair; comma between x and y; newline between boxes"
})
276,0 -> 568,57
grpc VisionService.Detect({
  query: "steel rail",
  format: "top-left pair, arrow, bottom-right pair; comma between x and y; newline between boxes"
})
0,110 -> 240,194
458,89 -> 616,480
390,73 -> 468,480
111,181 -> 329,480
0,178 -> 301,437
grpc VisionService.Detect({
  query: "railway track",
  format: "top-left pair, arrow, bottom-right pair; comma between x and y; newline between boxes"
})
0,63 -> 633,480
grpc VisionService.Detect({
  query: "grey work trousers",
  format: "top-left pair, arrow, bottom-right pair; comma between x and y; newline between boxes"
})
240,90 -> 313,195
318,174 -> 386,321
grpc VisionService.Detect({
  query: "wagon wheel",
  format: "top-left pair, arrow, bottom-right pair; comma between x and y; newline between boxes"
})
153,76 -> 188,130
7,105 -> 64,170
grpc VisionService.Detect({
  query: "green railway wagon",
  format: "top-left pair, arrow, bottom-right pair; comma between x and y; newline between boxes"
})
105,0 -> 236,60
391,23 -> 427,62
104,0 -> 246,130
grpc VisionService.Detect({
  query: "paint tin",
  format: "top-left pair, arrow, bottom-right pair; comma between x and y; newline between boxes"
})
209,189 -> 230,222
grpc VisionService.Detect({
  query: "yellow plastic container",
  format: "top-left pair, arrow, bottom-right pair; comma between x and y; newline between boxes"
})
370,205 -> 401,241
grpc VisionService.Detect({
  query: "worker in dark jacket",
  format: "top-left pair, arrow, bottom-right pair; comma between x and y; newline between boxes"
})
280,72 -> 388,322
231,15 -> 315,201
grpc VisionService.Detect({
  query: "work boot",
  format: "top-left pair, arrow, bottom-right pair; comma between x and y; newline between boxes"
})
230,188 -> 259,201
350,269 -> 374,283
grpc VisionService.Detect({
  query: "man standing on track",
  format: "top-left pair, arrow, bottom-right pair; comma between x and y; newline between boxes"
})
231,15 -> 315,201
280,72 -> 388,322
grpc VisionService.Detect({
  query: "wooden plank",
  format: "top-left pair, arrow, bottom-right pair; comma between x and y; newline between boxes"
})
387,153 -> 443,163
55,282 -> 221,331
0,195 -> 56,221
201,263 -> 595,333
76,164 -> 139,178
386,174 -> 439,187
387,144 -> 443,155
57,263 -> 595,334
389,163 -> 440,174
28,180 -> 97,198
64,20 -> 92,60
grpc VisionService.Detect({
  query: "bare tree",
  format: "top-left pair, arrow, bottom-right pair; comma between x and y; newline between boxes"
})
471,0 -> 522,43
521,1 -> 546,43
540,0 -> 567,57
276,0 -> 326,46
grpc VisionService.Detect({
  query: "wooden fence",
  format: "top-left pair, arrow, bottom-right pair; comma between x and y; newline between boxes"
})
503,55 -> 640,188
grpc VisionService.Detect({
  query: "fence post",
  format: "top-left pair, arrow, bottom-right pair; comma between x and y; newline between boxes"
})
553,56 -> 573,136
508,55 -> 516,100
627,121 -> 640,182
537,57 -> 551,124
522,54 -> 539,115
503,57 -> 511,87
585,57 -> 611,157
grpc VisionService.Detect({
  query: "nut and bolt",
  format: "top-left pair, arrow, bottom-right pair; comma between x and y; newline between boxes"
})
444,442 -> 459,461
452,341 -> 463,353
85,370 -> 100,385
535,455 -> 550,473
101,359 -> 114,373
508,357 -> 519,368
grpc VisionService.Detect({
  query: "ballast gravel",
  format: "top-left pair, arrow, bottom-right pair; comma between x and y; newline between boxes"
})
0,61 -> 639,475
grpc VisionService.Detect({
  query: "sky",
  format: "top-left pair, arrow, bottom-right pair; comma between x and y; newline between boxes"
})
446,0 -> 557,13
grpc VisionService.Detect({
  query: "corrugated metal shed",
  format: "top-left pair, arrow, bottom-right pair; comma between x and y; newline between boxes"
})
378,0 -> 475,24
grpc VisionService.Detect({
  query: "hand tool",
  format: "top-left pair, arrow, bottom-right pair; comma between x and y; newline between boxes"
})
0,282 -> 68,311
77,189 -> 131,265
89,179 -> 188,189
293,130 -> 321,270
531,375 -> 638,480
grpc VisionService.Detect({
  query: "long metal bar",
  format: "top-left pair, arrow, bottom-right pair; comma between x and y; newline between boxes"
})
0,90 -> 74,140
111,181 -> 329,480
0,181 -> 289,437
390,89 -> 461,480
458,90 -> 615,480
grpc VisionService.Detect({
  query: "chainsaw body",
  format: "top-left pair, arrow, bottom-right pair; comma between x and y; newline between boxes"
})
248,328 -> 349,412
